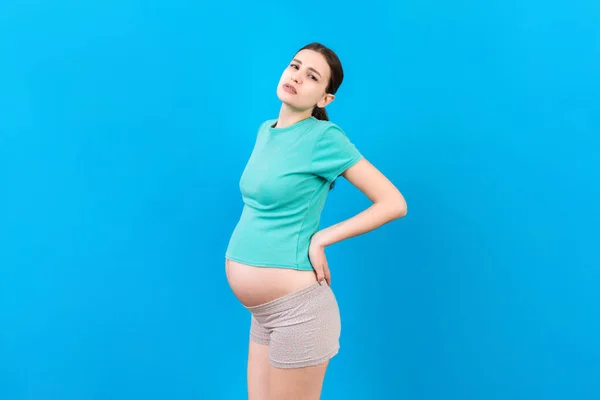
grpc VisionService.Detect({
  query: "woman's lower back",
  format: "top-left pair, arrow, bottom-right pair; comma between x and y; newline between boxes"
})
225,259 -> 319,307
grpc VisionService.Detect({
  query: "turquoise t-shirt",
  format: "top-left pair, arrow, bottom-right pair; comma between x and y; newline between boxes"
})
225,116 -> 363,271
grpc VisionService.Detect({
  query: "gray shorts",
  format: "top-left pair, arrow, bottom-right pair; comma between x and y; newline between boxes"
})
246,280 -> 341,369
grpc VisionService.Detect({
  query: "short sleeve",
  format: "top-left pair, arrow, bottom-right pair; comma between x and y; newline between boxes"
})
311,124 -> 363,181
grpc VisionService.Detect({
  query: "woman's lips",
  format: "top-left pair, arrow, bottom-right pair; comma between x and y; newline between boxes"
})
283,84 -> 297,94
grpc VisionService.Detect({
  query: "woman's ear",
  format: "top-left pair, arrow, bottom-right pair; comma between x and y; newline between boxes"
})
317,93 -> 335,108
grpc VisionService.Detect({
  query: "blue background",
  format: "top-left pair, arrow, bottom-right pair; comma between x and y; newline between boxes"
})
1,0 -> 598,399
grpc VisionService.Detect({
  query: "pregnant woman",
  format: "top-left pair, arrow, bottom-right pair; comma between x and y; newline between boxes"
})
225,42 -> 407,400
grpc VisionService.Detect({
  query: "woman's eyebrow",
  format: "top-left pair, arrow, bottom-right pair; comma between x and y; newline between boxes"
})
292,58 -> 322,78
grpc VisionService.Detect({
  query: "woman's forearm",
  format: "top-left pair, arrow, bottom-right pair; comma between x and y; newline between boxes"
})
312,200 -> 407,248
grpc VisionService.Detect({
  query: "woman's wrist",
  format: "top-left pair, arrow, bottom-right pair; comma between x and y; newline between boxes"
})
311,231 -> 328,248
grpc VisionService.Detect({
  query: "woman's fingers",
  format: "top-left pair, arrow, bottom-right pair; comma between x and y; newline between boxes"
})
308,239 -> 330,285
324,263 -> 331,286
315,264 -> 325,282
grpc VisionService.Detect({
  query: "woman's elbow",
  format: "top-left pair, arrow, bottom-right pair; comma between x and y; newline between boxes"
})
389,198 -> 407,219
396,203 -> 408,219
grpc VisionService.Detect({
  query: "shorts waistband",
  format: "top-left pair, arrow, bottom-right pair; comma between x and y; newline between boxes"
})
245,280 -> 328,315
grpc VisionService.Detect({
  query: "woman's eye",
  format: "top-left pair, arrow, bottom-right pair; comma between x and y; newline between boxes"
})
309,74 -> 318,81
290,64 -> 299,69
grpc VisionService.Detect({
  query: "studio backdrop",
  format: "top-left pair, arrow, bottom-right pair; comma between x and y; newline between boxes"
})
0,0 -> 598,399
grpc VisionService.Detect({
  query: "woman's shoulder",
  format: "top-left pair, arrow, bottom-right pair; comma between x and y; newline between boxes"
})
258,119 -> 276,130
312,118 -> 348,137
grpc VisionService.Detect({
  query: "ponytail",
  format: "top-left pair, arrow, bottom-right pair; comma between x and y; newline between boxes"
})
312,106 -> 329,121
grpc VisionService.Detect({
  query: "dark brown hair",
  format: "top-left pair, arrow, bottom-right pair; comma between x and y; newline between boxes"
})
296,42 -> 344,189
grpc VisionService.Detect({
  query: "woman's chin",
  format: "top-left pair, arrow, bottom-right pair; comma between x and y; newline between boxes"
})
278,98 -> 301,110
276,90 -> 300,107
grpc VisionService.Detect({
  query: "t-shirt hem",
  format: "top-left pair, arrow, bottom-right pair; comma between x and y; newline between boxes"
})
225,254 -> 314,271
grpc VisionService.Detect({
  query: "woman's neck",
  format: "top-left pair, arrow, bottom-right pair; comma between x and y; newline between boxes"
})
274,104 -> 313,129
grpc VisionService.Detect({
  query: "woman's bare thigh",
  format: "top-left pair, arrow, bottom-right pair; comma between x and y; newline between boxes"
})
247,340 -> 270,400
269,361 -> 330,400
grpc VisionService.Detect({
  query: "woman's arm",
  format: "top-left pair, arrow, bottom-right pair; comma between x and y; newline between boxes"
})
311,157 -> 407,247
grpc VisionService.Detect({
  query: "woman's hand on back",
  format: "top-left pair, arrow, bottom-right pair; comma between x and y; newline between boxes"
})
308,233 -> 331,286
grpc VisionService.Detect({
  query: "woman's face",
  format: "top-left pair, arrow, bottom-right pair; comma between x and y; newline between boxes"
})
276,49 -> 334,111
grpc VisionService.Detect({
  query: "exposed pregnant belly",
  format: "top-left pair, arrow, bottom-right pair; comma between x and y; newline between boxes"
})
225,259 -> 318,308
